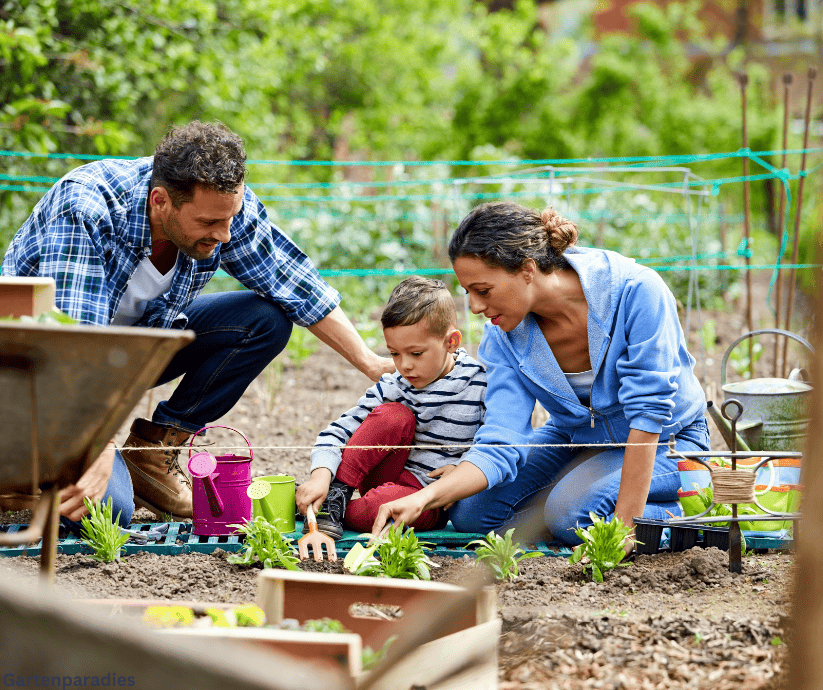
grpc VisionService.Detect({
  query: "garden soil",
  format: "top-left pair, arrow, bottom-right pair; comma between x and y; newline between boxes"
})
0,272 -> 811,689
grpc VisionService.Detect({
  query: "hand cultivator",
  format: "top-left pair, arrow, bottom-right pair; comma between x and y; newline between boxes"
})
298,505 -> 337,562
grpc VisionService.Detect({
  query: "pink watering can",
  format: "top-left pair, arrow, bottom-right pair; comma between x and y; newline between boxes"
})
187,425 -> 253,536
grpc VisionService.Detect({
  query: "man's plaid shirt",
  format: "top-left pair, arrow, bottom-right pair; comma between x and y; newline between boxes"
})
1,157 -> 340,328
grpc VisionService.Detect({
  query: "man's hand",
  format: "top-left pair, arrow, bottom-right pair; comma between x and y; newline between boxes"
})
58,440 -> 116,521
295,468 -> 333,515
364,355 -> 395,382
306,306 -> 395,382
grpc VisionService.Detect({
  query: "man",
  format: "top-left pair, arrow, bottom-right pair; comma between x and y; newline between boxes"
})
2,121 -> 393,527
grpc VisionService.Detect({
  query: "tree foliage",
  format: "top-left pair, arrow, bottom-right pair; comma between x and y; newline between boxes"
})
1,0 -> 793,271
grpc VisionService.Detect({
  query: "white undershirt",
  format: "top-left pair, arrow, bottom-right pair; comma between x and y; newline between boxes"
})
111,255 -> 176,326
565,369 -> 594,406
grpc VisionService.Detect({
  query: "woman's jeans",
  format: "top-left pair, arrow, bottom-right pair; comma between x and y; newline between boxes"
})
449,416 -> 710,545
63,291 -> 291,534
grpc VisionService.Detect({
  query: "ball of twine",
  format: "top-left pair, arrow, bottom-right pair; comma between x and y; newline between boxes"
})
710,467 -> 756,504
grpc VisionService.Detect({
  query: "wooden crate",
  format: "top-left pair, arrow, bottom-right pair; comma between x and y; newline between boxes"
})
82,572 -> 501,689
0,277 -> 56,318
256,570 -> 500,689
256,569 -> 496,649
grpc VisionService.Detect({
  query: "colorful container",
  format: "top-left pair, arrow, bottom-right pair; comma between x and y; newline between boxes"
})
188,425 -> 253,536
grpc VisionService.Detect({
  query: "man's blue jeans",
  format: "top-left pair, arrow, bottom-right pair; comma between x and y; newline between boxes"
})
449,416 -> 710,546
63,291 -> 292,535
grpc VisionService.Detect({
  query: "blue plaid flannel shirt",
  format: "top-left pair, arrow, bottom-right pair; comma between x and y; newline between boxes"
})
1,157 -> 340,328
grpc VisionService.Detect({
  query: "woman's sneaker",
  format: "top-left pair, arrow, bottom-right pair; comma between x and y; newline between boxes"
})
302,484 -> 350,540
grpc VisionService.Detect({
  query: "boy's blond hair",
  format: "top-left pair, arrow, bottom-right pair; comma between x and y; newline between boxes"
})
380,276 -> 457,337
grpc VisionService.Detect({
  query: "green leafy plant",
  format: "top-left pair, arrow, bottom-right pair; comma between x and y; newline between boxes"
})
343,523 -> 438,580
728,341 -> 764,380
79,497 -> 129,563
569,513 -> 634,583
227,517 -> 300,571
466,528 -> 542,581
362,635 -> 397,671
303,618 -> 348,634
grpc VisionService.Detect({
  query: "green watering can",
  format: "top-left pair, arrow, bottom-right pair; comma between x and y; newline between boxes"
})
709,328 -> 813,453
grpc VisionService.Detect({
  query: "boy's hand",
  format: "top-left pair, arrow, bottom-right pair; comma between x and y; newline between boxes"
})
426,465 -> 457,480
295,469 -> 332,515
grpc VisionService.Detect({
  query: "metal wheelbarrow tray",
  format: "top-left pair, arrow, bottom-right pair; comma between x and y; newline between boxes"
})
0,321 -> 194,574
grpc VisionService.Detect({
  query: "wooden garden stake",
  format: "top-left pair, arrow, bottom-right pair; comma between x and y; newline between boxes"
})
781,67 -> 817,377
773,73 -> 792,376
737,72 -> 755,375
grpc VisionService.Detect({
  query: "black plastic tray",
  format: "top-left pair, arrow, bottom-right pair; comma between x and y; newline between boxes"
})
633,517 -> 730,555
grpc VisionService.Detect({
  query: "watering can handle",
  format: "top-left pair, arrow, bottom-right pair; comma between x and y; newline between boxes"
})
720,328 -> 813,387
188,425 -> 254,461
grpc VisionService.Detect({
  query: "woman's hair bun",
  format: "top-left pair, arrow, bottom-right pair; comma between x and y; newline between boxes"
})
540,207 -> 578,253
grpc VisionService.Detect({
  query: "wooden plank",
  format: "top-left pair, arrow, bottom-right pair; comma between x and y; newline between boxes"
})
0,578 -> 353,690
788,236 -> 823,689
164,628 -> 363,677
256,570 -> 486,648
363,619 -> 501,690
0,277 -> 55,318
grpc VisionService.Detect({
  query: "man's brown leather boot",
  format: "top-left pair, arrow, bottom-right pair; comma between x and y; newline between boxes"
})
121,418 -> 193,520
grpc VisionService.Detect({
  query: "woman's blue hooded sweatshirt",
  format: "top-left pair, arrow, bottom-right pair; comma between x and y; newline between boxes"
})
463,246 -> 706,489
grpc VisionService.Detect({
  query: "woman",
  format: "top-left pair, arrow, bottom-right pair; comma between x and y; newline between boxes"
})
370,201 -> 709,547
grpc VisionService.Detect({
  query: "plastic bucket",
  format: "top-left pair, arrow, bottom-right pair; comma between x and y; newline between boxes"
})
248,475 -> 296,532
189,426 -> 253,537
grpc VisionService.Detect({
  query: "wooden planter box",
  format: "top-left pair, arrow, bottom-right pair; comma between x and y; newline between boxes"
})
83,572 -> 501,689
0,277 -> 55,318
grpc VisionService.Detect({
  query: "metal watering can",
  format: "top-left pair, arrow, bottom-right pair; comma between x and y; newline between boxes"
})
710,328 -> 813,453
187,425 -> 253,536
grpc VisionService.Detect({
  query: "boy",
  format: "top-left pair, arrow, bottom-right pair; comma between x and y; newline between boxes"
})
295,276 -> 486,538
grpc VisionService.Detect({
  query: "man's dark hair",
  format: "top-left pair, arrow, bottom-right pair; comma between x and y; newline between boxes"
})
381,276 -> 456,337
150,121 -> 247,207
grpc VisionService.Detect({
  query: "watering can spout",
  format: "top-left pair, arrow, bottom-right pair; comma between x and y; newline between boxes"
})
706,400 -> 752,452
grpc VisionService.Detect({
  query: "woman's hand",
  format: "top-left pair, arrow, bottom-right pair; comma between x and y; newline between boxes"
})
58,440 -> 116,521
296,468 -> 332,515
371,492 -> 429,539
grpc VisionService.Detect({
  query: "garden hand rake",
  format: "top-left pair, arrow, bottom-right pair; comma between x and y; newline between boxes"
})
298,504 -> 337,562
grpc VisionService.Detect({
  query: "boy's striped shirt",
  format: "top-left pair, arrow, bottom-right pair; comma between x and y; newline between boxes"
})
311,348 -> 486,488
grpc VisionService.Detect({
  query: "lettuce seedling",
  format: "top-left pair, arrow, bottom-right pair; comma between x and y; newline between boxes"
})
467,528 -> 542,581
569,512 -> 634,583
228,516 -> 300,570
374,522 -> 438,580
344,523 -> 438,580
79,497 -> 129,563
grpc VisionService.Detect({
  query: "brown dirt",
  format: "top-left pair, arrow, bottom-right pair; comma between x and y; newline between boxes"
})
0,272 -> 808,689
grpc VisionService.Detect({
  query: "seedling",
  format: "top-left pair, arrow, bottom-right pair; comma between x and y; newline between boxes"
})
362,635 -> 397,671
466,528 -> 542,581
374,522 -> 438,580
343,523 -> 438,580
227,516 -> 300,570
79,497 -> 129,563
569,513 -> 634,583
303,617 -> 348,634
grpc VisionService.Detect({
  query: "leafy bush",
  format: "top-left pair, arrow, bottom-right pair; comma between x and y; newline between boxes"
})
79,497 -> 130,563
569,513 -> 634,583
466,528 -> 542,581
227,516 -> 300,570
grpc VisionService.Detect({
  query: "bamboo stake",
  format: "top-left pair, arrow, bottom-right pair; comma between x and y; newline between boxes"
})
781,67 -> 817,377
773,73 -> 792,376
738,72 -> 755,374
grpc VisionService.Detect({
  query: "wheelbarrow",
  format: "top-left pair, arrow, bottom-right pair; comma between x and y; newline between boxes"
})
0,321 -> 194,578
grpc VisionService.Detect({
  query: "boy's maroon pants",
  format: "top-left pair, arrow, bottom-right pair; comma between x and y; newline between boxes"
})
335,402 -> 443,532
